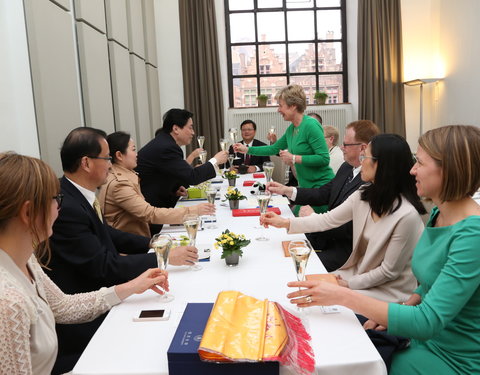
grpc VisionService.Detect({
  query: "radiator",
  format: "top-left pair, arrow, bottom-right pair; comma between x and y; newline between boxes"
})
226,104 -> 353,144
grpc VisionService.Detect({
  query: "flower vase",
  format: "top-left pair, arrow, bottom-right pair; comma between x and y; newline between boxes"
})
229,200 -> 239,210
225,253 -> 240,266
228,178 -> 236,187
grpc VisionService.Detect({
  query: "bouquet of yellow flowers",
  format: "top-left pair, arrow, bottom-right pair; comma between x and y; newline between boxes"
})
214,229 -> 251,258
223,187 -> 247,201
223,169 -> 239,180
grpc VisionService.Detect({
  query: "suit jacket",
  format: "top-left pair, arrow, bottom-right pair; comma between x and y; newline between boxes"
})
293,162 -> 363,270
47,177 -> 155,371
289,190 -> 424,303
136,131 -> 216,210
228,139 -> 270,170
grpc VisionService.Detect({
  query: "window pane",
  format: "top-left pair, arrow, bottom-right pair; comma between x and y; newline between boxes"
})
287,11 -> 314,41
315,0 -> 340,7
317,10 -> 342,39
229,0 -> 253,11
318,41 -> 342,72
259,44 -> 286,74
260,76 -> 288,104
233,78 -> 258,107
258,0 -> 282,8
318,74 -> 343,103
287,0 -> 314,9
257,12 -> 285,42
289,75 -> 316,104
289,43 -> 315,73
230,14 -> 255,43
231,45 -> 257,75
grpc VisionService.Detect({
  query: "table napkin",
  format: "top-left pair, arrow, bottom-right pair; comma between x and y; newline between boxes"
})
253,173 -> 265,178
243,180 -> 256,186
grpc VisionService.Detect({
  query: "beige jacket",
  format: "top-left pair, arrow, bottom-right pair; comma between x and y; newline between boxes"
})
289,190 -> 424,303
98,164 -> 195,237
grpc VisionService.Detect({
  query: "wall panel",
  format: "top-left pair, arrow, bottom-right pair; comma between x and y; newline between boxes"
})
130,55 -> 151,147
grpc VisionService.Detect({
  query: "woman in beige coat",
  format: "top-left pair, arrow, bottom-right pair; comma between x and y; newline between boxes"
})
262,134 -> 426,303
99,131 -> 214,237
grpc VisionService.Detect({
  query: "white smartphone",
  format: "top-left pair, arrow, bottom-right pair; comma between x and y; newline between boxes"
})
132,309 -> 171,322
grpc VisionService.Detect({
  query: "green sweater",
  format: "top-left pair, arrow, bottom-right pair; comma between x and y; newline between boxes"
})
388,207 -> 480,374
247,115 -> 334,189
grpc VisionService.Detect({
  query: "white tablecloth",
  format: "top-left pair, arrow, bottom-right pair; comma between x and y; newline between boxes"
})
73,174 -> 387,375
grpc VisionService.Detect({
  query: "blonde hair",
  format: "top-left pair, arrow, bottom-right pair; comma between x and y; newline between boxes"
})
0,152 -> 59,264
419,125 -> 480,201
275,84 -> 307,113
323,126 -> 339,146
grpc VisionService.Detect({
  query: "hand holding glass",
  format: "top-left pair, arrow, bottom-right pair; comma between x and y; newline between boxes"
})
183,214 -> 202,270
197,136 -> 205,148
149,234 -> 174,302
288,239 -> 313,309
255,191 -> 271,241
205,188 -> 218,229
263,161 -> 274,183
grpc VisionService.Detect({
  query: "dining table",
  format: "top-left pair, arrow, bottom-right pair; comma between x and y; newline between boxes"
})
72,173 -> 387,375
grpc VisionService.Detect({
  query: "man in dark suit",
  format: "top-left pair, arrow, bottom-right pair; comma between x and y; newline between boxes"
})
48,127 -> 197,374
267,120 -> 380,271
228,119 -> 270,172
136,108 -> 228,234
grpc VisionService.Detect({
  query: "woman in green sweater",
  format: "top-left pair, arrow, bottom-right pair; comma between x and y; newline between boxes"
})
234,84 -> 334,214
286,125 -> 480,374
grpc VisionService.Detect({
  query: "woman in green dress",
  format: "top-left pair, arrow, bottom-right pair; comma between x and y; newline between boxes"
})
285,125 -> 480,374
233,84 -> 334,214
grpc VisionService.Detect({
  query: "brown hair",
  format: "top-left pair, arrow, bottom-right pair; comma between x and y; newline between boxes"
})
275,84 -> 307,113
419,125 -> 480,201
323,125 -> 339,146
346,120 -> 380,144
0,152 -> 59,264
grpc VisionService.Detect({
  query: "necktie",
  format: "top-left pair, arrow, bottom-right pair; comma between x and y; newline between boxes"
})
93,198 -> 103,223
244,145 -> 251,165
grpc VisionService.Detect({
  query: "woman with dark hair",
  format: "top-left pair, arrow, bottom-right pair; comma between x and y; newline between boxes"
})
0,152 -> 168,374
98,131 -> 214,237
262,134 -> 426,303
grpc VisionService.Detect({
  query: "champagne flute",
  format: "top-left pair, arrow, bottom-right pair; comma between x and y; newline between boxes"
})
183,213 -> 202,270
269,126 -> 276,145
263,161 -> 274,183
219,138 -> 229,172
205,187 -> 218,229
197,135 -> 205,149
229,128 -> 240,160
149,234 -> 174,302
283,149 -> 291,184
288,239 -> 313,311
199,150 -> 207,164
228,154 -> 235,170
255,191 -> 271,241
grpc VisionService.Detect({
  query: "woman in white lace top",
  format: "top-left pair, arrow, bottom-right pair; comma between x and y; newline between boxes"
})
0,153 -> 169,375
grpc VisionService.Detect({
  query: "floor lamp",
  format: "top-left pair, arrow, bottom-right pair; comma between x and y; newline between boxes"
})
404,78 -> 442,137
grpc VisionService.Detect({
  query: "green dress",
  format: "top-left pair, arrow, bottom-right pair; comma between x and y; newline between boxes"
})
246,115 -> 334,213
388,207 -> 480,374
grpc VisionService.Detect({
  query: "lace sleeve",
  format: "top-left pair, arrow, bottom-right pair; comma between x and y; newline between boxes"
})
0,289 -> 33,375
33,261 -> 121,324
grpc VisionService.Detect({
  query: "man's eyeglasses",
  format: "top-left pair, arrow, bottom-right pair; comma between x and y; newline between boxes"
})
88,155 -> 112,162
241,128 -> 255,132
359,155 -> 377,163
342,142 -> 362,147
53,194 -> 64,209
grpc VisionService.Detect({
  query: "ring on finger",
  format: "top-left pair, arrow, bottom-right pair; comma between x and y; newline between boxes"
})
305,295 -> 312,304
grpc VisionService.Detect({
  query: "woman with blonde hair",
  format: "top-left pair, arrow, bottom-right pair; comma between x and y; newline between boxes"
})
234,84 -> 334,214
285,125 -> 480,374
0,152 -> 168,374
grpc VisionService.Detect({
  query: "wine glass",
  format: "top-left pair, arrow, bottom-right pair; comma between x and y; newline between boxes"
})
219,138 -> 229,172
149,234 -> 174,302
255,191 -> 271,241
288,239 -> 313,310
263,161 -> 274,183
197,135 -> 205,149
229,128 -> 240,160
183,213 -> 202,271
228,154 -> 235,170
269,126 -> 276,145
199,150 -> 207,164
205,187 -> 218,229
283,149 -> 291,184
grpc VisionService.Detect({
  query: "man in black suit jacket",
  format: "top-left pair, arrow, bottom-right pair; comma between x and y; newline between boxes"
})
228,119 -> 270,172
48,127 -> 198,374
136,109 -> 228,233
268,120 -> 380,271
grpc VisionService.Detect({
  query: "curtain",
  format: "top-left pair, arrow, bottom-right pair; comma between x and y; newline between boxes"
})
358,0 -> 406,136
179,0 -> 224,157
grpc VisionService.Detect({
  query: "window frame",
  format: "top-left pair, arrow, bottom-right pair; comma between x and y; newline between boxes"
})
225,0 -> 348,108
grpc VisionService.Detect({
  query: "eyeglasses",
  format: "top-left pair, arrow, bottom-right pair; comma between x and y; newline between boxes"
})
342,142 -> 362,147
241,128 -> 255,132
53,194 -> 64,209
359,155 -> 377,163
88,156 -> 112,162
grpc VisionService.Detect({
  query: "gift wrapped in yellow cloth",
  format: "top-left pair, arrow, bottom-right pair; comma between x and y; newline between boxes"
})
198,291 -> 315,374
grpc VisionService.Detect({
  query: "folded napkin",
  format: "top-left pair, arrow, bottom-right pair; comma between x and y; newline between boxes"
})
243,180 -> 256,186
305,274 -> 339,285
253,173 -> 265,178
232,207 -> 281,217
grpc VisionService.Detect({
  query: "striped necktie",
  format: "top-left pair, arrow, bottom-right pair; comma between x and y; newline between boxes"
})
93,198 -> 103,223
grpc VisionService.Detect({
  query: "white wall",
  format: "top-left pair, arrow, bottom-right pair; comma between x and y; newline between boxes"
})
0,1 -> 39,156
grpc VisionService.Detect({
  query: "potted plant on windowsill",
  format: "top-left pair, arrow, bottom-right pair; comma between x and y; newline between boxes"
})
257,94 -> 268,107
223,187 -> 246,209
223,169 -> 239,186
214,229 -> 251,266
314,91 -> 328,105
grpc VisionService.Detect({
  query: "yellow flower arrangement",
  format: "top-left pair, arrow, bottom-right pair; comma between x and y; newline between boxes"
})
214,229 -> 251,258
223,169 -> 239,180
223,187 -> 247,201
